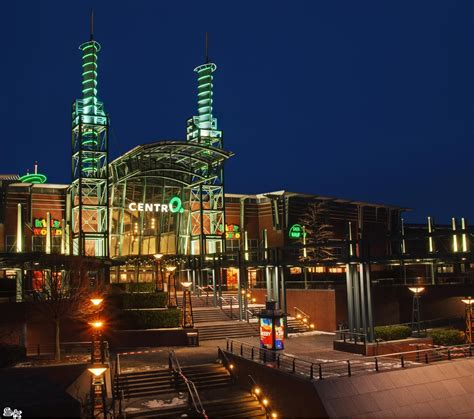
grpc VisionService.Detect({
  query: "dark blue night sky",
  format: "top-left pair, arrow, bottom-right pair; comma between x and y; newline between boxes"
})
2,1 -> 474,223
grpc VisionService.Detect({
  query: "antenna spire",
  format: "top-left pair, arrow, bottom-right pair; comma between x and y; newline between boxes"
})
205,32 -> 209,63
90,9 -> 94,40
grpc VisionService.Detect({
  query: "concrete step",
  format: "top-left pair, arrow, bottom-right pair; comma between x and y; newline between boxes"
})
126,391 -> 265,419
197,322 -> 259,341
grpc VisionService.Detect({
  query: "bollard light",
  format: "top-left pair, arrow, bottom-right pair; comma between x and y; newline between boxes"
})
253,387 -> 261,395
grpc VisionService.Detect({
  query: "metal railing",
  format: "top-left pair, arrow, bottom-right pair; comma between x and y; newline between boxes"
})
335,330 -> 368,343
248,375 -> 274,418
169,350 -> 207,418
27,341 -> 95,356
225,338 -> 473,380
218,347 -> 276,418
195,285 -> 210,306
293,306 -> 313,329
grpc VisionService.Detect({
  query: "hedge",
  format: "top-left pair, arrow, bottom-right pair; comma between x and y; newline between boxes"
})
113,282 -> 156,293
0,344 -> 26,368
374,325 -> 412,341
121,292 -> 167,309
428,328 -> 465,346
121,308 -> 181,329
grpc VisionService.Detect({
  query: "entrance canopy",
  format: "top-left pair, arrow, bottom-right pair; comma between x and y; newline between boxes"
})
110,140 -> 233,187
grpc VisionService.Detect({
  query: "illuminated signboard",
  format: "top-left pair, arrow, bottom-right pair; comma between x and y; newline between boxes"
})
288,223 -> 306,239
33,218 -> 62,236
225,224 -> 241,239
259,317 -> 285,350
128,196 -> 184,213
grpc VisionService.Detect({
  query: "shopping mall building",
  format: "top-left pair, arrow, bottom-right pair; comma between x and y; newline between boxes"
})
0,28 -> 472,333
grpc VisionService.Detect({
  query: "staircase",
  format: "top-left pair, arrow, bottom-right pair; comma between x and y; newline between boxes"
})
197,321 -> 259,341
287,316 -> 311,334
192,307 -> 230,323
115,364 -> 231,400
176,295 -> 259,341
118,362 -> 266,418
125,390 -> 265,418
115,368 -> 174,399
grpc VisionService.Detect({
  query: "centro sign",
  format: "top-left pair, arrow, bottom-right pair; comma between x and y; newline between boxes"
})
128,196 -> 184,213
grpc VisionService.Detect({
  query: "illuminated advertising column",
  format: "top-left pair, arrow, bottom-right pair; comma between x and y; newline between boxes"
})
258,301 -> 286,351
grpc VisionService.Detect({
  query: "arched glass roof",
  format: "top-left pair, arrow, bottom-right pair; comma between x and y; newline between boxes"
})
109,140 -> 233,187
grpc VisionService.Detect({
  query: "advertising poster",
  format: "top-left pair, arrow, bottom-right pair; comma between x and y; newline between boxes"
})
260,318 -> 273,349
275,317 -> 285,350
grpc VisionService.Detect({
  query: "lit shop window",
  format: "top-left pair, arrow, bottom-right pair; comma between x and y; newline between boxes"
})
290,267 -> 302,275
308,267 -> 325,273
328,267 -> 345,273
437,265 -> 454,273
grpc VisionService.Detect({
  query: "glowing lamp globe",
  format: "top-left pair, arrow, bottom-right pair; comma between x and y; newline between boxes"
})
88,365 -> 108,377
90,298 -> 103,307
408,287 -> 425,294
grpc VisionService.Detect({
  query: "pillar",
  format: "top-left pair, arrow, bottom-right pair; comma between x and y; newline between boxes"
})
61,219 -> 66,254
46,212 -> 51,254
345,263 -> 354,333
15,268 -> 23,302
16,204 -> 22,253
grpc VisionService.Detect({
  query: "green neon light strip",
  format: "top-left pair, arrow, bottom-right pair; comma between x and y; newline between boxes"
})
82,140 -> 98,146
82,53 -> 98,60
19,173 -> 47,184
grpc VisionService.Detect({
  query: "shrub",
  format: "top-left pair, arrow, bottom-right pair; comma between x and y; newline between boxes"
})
121,308 -> 181,329
375,325 -> 412,341
121,292 -> 167,309
428,328 -> 465,346
0,344 -> 26,368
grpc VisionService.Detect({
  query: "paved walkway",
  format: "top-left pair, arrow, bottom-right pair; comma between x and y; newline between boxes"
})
117,332 -> 356,373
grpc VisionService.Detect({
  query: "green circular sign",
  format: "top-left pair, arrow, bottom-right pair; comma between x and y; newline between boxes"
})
169,196 -> 184,213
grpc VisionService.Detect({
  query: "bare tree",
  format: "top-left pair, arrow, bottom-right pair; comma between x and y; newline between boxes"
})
29,256 -> 101,361
299,201 -> 336,262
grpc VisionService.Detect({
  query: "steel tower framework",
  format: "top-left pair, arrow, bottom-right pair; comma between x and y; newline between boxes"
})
186,56 -> 226,256
70,26 -> 109,257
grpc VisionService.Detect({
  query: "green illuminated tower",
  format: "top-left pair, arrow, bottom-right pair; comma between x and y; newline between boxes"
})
186,35 -> 225,255
70,14 -> 109,257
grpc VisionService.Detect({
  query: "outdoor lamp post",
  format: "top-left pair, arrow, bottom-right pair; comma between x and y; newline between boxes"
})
154,253 -> 163,292
166,266 -> 178,308
461,297 -> 474,344
408,287 -> 425,336
89,320 -> 105,364
89,297 -> 105,363
181,281 -> 194,328
88,364 -> 108,418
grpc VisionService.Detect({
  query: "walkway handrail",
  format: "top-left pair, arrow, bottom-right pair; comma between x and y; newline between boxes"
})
225,338 -> 474,381
218,295 -> 227,309
294,306 -> 313,328
248,374 -> 275,418
169,350 -> 207,418
195,285 -> 210,306
335,329 -> 367,343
